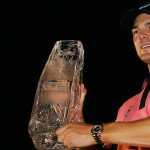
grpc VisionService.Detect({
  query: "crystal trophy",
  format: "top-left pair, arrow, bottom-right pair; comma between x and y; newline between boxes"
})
28,40 -> 84,150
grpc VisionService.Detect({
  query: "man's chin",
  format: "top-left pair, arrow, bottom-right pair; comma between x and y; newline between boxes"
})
141,58 -> 150,64
139,54 -> 150,64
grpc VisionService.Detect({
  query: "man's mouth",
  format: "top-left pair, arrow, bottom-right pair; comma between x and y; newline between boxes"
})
141,44 -> 150,49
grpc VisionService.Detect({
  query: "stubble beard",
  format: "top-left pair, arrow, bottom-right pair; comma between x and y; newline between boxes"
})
140,56 -> 150,64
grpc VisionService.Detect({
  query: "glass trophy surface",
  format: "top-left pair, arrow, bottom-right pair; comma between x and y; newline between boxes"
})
28,40 -> 84,150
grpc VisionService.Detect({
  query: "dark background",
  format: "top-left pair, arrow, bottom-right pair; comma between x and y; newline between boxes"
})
1,0 -> 150,149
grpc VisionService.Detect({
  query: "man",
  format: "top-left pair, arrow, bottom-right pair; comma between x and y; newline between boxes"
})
56,2 -> 150,150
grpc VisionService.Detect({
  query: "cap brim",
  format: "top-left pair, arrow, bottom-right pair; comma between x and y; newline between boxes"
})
120,9 -> 148,30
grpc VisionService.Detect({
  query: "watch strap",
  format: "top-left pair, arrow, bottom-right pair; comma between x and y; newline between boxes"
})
91,124 -> 103,144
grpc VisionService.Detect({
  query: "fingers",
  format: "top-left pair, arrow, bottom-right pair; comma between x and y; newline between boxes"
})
56,123 -> 78,148
80,85 -> 87,100
78,84 -> 87,122
80,83 -> 87,92
58,131 -> 78,149
56,126 -> 75,149
57,131 -> 66,144
103,143 -> 112,149
80,84 -> 87,103
64,134 -> 73,149
56,126 -> 70,146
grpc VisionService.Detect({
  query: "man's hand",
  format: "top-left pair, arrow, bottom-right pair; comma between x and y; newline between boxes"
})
56,123 -> 96,149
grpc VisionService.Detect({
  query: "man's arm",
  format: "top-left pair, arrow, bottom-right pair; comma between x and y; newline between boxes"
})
56,117 -> 150,149
102,117 -> 150,146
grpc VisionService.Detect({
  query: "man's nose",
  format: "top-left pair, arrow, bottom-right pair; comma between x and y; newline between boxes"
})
139,31 -> 149,39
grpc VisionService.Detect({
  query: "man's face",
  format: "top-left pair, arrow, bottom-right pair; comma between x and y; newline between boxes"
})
132,13 -> 150,64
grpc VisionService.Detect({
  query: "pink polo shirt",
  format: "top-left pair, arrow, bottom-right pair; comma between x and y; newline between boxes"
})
116,79 -> 150,150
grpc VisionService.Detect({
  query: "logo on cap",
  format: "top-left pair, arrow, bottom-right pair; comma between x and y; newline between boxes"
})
139,3 -> 150,10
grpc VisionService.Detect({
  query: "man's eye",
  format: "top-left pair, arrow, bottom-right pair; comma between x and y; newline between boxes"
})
132,30 -> 138,35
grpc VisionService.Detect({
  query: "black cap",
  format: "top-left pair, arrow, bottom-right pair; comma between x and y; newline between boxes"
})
121,2 -> 150,30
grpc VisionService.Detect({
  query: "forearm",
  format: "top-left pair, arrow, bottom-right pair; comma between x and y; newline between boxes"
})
101,117 -> 150,146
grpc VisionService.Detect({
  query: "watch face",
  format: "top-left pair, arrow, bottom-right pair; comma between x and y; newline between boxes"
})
93,125 -> 103,133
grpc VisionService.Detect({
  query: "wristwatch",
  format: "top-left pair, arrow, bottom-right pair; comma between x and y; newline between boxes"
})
91,124 -> 103,144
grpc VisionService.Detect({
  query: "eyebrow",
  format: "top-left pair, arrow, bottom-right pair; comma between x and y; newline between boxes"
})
132,21 -> 150,30
132,25 -> 138,30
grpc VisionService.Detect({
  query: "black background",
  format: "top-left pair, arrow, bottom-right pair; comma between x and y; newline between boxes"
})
1,0 -> 150,149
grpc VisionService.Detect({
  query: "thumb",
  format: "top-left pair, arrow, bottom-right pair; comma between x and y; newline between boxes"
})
55,124 -> 68,136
